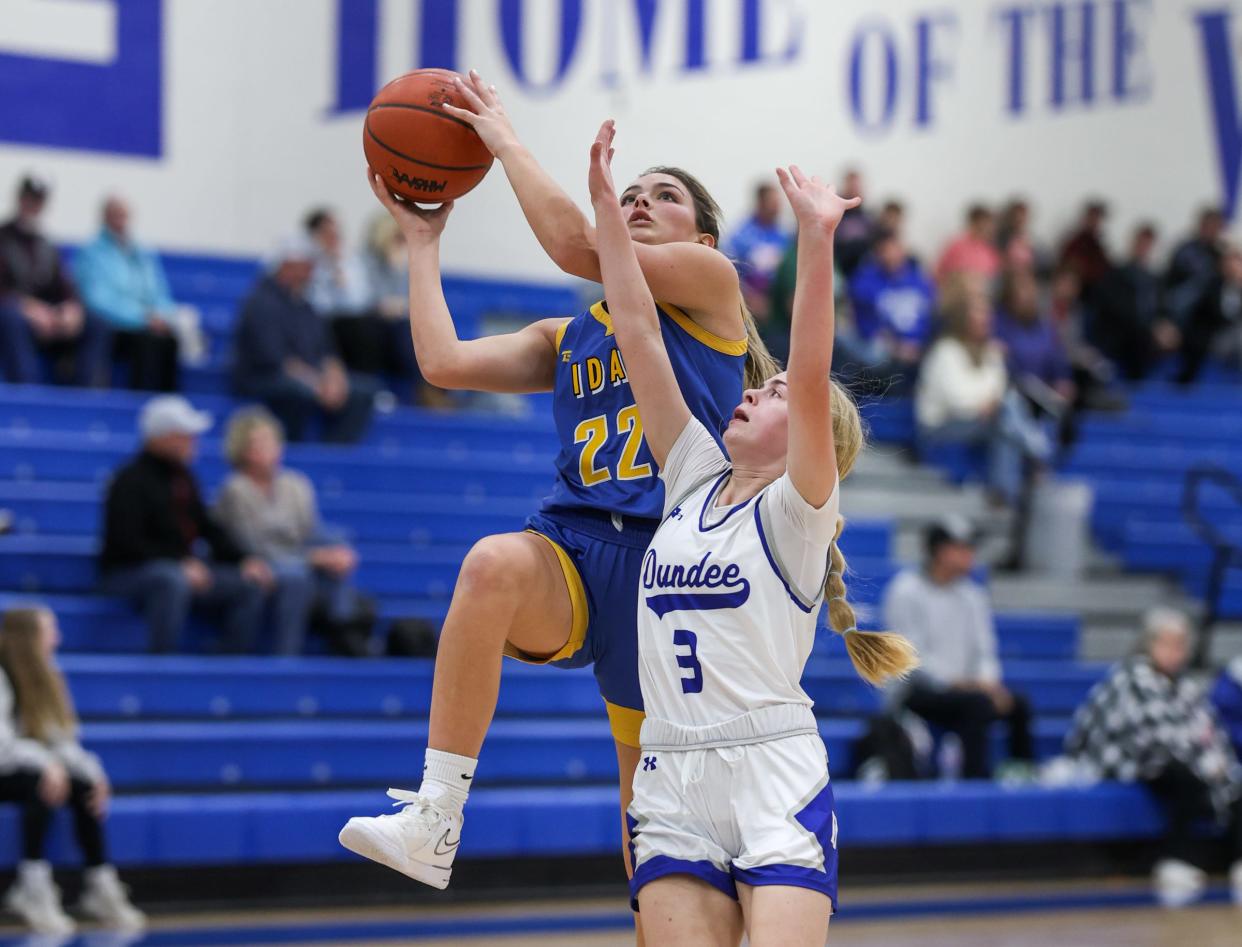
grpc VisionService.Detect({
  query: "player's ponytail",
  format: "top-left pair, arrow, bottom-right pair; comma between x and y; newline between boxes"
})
741,304 -> 782,389
825,381 -> 920,686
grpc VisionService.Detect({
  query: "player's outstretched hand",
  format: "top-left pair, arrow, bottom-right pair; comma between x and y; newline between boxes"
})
367,169 -> 454,246
587,120 -> 618,207
442,69 -> 522,160
776,165 -> 861,235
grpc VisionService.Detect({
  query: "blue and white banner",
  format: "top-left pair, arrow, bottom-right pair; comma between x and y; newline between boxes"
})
0,0 -> 1227,278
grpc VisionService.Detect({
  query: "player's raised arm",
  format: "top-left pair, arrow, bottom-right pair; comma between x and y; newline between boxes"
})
367,171 -> 561,394
776,165 -> 861,508
587,121 -> 690,469
443,71 -> 740,321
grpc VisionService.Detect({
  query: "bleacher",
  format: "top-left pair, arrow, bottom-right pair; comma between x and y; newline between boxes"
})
0,253 -> 1172,879
1062,384 -> 1242,618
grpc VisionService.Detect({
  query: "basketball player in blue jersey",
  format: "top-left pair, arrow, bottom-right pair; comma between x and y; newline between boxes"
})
340,69 -> 780,919
584,121 -> 919,944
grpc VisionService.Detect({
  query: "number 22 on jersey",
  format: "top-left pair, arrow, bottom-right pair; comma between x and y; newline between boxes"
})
574,405 -> 653,486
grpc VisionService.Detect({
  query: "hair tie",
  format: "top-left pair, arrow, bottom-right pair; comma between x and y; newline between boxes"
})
828,595 -> 847,604
839,626 -> 858,636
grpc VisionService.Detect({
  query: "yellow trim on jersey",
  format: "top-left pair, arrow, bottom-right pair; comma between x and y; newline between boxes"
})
659,301 -> 748,356
605,700 -> 645,748
503,530 -> 588,665
590,299 -> 746,356
589,301 -> 615,336
554,318 -> 571,353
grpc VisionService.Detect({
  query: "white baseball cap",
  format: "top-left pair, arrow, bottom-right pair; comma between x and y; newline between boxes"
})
267,232 -> 318,271
139,395 -> 213,440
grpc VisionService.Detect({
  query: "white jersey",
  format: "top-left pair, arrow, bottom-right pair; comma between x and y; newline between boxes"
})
636,418 -> 840,749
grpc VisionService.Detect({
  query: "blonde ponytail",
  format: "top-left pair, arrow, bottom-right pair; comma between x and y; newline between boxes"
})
742,302 -> 782,390
826,381 -> 920,685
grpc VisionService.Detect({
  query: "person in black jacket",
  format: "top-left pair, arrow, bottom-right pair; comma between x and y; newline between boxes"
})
98,395 -> 271,652
232,234 -> 377,443
1177,245 -> 1242,385
0,176 -> 110,386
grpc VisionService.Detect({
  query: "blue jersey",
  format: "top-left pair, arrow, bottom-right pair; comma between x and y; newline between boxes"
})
541,300 -> 746,522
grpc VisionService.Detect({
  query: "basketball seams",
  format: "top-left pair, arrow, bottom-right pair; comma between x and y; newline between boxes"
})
368,101 -> 479,134
364,120 -> 492,173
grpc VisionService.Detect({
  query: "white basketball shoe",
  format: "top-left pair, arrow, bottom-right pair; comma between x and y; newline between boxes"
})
3,860 -> 75,935
339,788 -> 463,890
1152,858 -> 1207,908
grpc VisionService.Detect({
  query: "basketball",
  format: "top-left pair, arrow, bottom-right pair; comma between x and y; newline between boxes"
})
363,68 -> 494,203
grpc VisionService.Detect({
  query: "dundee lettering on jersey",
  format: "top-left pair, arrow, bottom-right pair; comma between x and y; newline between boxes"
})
642,549 -> 751,618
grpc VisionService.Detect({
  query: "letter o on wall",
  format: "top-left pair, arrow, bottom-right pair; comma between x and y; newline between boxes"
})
848,18 -> 899,134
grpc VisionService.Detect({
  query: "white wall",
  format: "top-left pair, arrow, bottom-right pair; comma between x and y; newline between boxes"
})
0,0 -> 1228,280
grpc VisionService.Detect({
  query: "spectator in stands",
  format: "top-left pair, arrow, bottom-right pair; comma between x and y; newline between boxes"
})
74,196 -> 183,391
883,517 -> 1034,780
995,267 -> 1074,399
1094,223 -> 1180,381
916,279 -> 1050,505
0,606 -> 145,933
215,407 -> 362,655
935,204 -> 1002,287
838,227 -> 935,390
1058,199 -> 1112,311
876,199 -> 907,245
0,176 -> 109,387
232,234 -> 377,443
1065,608 -> 1242,908
306,208 -> 386,377
1177,244 -> 1242,385
833,167 -> 874,277
1213,656 -> 1242,759
99,395 -> 271,653
1166,207 -> 1226,326
725,181 -> 792,326
1049,263 -> 1122,409
995,198 -> 1049,275
767,236 -> 848,364
365,213 -> 437,406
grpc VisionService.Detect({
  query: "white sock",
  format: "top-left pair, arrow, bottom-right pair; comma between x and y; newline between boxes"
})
17,860 -> 51,883
85,864 -> 115,887
419,748 -> 476,813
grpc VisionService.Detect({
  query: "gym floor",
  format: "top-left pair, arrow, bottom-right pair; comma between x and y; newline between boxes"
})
1,880 -> 1237,946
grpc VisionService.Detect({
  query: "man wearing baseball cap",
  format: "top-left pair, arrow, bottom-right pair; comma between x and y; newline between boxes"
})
99,396 -> 272,653
882,515 -> 1034,780
0,176 -> 110,386
230,233 -> 377,443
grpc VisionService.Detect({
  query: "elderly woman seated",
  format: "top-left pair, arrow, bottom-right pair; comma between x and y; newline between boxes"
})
214,406 -> 364,655
1065,607 -> 1242,908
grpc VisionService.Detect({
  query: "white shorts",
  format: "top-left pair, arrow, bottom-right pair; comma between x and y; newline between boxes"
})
626,733 -> 838,911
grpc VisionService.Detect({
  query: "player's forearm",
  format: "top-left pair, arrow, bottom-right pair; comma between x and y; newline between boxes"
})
593,199 -> 660,344
406,246 -> 467,388
786,228 -> 837,388
500,144 -> 602,278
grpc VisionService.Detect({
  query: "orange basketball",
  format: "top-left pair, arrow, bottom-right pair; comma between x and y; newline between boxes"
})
363,69 -> 494,203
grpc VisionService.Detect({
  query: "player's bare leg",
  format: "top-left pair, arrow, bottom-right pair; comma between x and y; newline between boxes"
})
428,531 -> 574,755
737,882 -> 831,947
341,531 -> 573,888
638,875 -> 743,946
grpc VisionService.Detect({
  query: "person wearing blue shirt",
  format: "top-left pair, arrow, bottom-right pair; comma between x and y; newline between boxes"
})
725,183 -> 791,323
74,197 -> 180,391
840,228 -> 935,391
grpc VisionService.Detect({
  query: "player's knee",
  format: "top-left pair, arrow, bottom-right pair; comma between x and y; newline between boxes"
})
457,535 -> 530,599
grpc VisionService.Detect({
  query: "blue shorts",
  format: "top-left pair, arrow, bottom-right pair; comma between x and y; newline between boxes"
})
511,508 -> 658,747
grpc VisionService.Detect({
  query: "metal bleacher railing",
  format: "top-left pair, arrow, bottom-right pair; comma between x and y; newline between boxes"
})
1182,463 -> 1242,667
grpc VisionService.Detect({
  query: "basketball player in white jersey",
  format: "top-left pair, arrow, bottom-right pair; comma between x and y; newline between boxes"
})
587,121 -> 919,945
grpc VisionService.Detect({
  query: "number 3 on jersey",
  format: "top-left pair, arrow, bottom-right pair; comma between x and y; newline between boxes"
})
672,629 -> 703,694
575,405 -> 653,486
